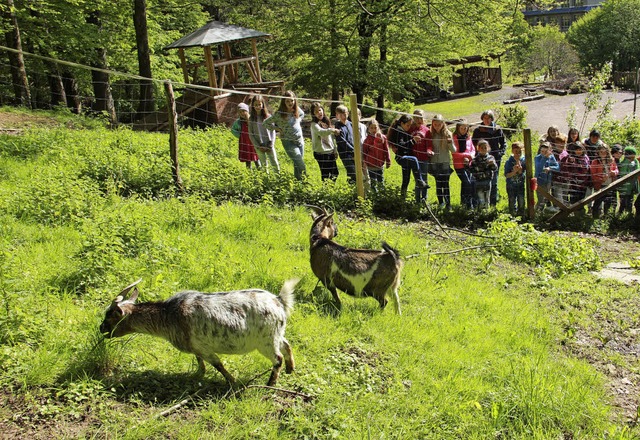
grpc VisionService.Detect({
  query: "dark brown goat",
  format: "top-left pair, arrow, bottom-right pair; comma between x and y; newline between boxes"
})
308,206 -> 403,314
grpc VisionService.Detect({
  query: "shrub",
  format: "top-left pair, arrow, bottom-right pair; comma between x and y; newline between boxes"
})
481,216 -> 600,277
495,104 -> 528,137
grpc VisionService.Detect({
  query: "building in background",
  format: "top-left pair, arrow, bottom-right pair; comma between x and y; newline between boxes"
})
523,0 -> 604,31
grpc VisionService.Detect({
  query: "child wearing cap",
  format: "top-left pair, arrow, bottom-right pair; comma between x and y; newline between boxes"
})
231,102 -> 260,169
534,142 -> 560,211
504,142 -> 526,216
618,146 -> 639,213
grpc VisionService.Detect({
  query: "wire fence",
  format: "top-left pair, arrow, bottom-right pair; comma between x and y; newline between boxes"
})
0,45 -> 636,219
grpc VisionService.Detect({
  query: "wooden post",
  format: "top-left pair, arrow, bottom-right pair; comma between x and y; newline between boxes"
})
164,81 -> 183,192
178,48 -> 189,84
223,43 -> 235,83
349,94 -> 365,198
203,46 -> 218,94
251,39 -> 263,83
524,128 -> 535,219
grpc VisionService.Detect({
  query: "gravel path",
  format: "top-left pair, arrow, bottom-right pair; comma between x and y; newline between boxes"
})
467,86 -> 639,137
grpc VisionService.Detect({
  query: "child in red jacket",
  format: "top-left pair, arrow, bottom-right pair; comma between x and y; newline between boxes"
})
362,119 -> 391,189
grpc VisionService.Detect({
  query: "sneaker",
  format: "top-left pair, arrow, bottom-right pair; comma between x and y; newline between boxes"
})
416,180 -> 430,189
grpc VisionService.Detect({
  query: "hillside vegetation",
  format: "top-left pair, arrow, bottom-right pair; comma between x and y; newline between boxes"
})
1,108 -> 639,438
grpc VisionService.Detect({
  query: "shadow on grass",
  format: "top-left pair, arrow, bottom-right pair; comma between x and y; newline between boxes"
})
102,370 -> 230,403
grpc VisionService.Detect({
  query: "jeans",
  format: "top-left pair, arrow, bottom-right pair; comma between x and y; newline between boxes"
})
476,179 -> 492,209
415,161 -> 429,202
313,152 -> 339,181
255,146 -> 280,173
455,168 -> 475,208
368,167 -> 384,190
507,183 -> 525,215
338,152 -> 356,183
396,155 -> 425,197
282,139 -> 306,180
592,186 -> 615,217
428,162 -> 452,206
535,181 -> 552,209
620,194 -> 634,213
490,159 -> 502,206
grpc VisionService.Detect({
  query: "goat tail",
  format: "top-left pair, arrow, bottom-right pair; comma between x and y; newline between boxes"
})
278,278 -> 299,316
381,242 -> 401,261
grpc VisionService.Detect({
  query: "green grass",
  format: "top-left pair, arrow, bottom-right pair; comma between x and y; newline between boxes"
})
417,92 -> 503,121
0,111 -> 637,438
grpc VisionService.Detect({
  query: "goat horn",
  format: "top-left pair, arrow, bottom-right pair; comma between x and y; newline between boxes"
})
119,278 -> 142,297
305,204 -> 326,218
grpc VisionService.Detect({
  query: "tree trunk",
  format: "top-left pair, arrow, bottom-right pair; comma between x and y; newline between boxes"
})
87,10 -> 117,124
4,0 -> 31,107
62,70 -> 82,113
91,47 -> 117,123
47,63 -> 66,108
352,10 -> 375,104
133,0 -> 154,119
376,21 -> 387,123
329,0 -> 340,116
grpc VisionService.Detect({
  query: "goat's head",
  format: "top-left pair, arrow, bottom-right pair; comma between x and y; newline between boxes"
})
307,205 -> 338,242
100,278 -> 142,338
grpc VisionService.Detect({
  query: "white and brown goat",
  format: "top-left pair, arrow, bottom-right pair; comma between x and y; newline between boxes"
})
100,278 -> 298,386
308,206 -> 403,314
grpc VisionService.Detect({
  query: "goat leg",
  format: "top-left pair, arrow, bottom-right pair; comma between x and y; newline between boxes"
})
196,355 -> 206,377
267,354 -> 283,386
203,353 -> 236,385
282,339 -> 295,374
326,283 -> 342,309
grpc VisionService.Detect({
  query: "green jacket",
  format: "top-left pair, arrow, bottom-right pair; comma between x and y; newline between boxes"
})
617,158 -> 639,195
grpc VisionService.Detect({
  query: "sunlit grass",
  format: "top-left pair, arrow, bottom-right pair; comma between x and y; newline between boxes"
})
0,116 -> 634,438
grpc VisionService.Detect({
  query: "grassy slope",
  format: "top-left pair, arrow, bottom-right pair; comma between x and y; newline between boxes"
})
0,109 -> 636,438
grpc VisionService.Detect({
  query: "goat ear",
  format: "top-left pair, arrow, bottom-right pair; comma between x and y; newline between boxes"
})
128,287 -> 139,303
119,278 -> 142,297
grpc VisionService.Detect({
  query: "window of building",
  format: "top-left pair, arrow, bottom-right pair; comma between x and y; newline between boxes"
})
561,15 -> 571,31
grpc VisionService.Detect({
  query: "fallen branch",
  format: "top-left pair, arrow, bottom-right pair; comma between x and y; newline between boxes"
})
425,201 -> 451,240
244,385 -> 315,402
430,244 -> 500,255
441,227 -> 499,240
158,385 -> 210,418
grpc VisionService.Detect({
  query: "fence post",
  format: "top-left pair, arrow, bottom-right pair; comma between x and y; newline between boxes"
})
164,81 -> 183,192
524,128 -> 535,219
349,93 -> 365,199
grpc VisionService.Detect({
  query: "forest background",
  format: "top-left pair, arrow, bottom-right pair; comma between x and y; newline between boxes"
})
4,0 -> 637,116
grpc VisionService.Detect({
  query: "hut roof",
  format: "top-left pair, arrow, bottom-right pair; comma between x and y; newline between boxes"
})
164,21 -> 271,49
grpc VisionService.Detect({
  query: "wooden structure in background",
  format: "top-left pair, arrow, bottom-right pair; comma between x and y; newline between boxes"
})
134,21 -> 284,131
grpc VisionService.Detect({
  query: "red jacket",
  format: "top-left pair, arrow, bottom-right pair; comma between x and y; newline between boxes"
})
590,157 -> 618,190
363,133 -> 391,169
411,125 -> 433,162
451,135 -> 475,170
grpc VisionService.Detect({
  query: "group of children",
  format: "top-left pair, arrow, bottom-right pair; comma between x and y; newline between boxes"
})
230,94 -> 639,216
534,127 -> 639,217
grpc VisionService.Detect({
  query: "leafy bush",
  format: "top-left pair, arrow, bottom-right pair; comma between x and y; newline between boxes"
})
495,104 -> 528,137
481,216 -> 601,277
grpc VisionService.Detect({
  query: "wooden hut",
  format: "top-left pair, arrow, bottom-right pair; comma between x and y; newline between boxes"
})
134,21 -> 284,131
